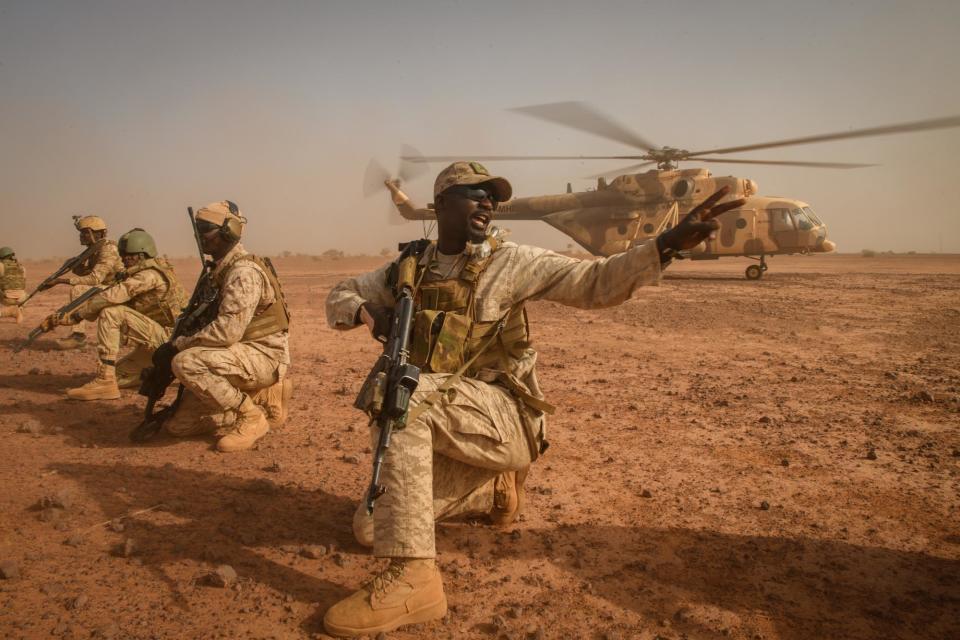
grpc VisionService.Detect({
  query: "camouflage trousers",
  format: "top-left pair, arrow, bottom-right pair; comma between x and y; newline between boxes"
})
94,306 -> 170,386
166,342 -> 283,435
361,374 -> 536,559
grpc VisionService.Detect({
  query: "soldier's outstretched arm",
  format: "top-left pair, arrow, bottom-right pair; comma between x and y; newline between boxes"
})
69,243 -> 122,286
325,262 -> 397,331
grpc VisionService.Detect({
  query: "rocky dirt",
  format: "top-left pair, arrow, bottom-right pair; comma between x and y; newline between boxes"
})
0,253 -> 958,640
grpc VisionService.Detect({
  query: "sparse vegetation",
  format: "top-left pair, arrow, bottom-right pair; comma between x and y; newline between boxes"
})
322,249 -> 345,260
861,249 -> 876,257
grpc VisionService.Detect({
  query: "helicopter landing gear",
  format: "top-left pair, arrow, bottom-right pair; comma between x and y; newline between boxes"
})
745,255 -> 768,280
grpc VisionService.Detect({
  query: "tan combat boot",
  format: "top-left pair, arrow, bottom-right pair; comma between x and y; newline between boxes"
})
67,362 -> 121,401
323,558 -> 446,637
217,395 -> 269,452
490,466 -> 530,526
251,376 -> 294,428
56,333 -> 86,350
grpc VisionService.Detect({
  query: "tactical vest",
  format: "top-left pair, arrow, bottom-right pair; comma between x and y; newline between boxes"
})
215,253 -> 291,341
72,239 -> 118,277
0,257 -> 26,291
123,257 -> 189,327
404,239 -> 529,378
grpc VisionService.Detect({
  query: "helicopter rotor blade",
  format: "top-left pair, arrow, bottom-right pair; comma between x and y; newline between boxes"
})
402,154 -> 650,163
398,144 -> 430,182
583,161 -> 657,179
685,115 -> 960,157
685,157 -> 877,169
362,158 -> 391,198
509,101 -> 659,152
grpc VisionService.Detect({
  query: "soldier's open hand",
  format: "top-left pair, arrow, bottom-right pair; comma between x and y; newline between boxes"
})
657,187 -> 747,254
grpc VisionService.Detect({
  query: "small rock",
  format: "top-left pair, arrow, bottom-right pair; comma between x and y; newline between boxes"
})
509,530 -> 522,541
641,489 -> 652,498
952,449 -> 960,458
915,390 -> 934,402
39,489 -> 76,511
341,455 -> 360,465
69,593 -> 89,610
0,560 -> 20,579
758,415 -> 771,424
674,606 -> 693,622
760,501 -> 770,511
207,564 -> 237,588
866,449 -> 878,461
108,519 -> 125,533
299,545 -> 327,559
16,420 -> 44,434
332,553 -> 346,567
64,534 -> 85,547
780,459 -> 790,467
266,461 -> 283,473
507,605 -> 523,619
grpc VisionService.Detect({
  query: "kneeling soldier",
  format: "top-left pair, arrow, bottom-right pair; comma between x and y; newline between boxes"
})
154,201 -> 291,452
0,246 -> 26,323
41,228 -> 188,400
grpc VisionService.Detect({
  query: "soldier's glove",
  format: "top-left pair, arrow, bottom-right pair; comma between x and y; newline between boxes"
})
40,314 -> 60,332
656,186 -> 747,262
57,311 -> 81,326
358,303 -> 393,343
151,342 -> 179,379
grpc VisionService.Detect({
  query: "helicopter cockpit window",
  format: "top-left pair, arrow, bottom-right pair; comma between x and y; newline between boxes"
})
802,206 -> 822,225
791,208 -> 814,230
771,208 -> 794,231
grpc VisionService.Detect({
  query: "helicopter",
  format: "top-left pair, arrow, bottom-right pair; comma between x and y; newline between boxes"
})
373,103 -> 960,279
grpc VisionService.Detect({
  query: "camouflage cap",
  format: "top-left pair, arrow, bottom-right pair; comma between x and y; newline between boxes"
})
73,215 -> 107,232
433,161 -> 512,201
195,200 -> 245,227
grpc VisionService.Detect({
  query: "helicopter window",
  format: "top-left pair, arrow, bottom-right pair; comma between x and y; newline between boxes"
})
643,223 -> 655,234
802,206 -> 822,225
735,217 -> 747,229
672,179 -> 693,198
771,209 -> 794,231
791,208 -> 814,230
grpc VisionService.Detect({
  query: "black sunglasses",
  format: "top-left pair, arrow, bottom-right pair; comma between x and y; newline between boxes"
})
444,185 -> 497,203
195,220 -> 221,234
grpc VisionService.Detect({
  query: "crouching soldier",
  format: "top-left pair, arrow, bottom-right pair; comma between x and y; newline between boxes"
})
0,247 -> 26,323
153,201 -> 292,452
40,228 -> 188,400
51,215 -> 124,350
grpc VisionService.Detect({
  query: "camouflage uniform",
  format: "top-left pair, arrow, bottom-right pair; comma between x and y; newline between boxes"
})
327,235 -> 662,558
0,255 -> 26,322
73,258 -> 187,386
166,243 -> 291,436
67,240 -> 123,337
0,256 -> 27,305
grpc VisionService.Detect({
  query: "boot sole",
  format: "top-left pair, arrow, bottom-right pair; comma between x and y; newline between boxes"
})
66,391 -> 121,401
323,593 -> 447,637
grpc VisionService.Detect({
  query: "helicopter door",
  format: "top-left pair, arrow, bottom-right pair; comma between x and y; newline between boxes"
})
770,208 -> 801,250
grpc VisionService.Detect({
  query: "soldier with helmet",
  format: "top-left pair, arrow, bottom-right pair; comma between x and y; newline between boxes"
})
322,161 -> 743,637
152,201 -> 292,452
0,247 -> 26,324
39,228 -> 188,400
44,215 -> 123,350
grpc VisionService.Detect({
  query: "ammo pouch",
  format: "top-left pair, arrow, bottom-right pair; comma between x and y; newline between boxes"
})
409,310 -> 472,374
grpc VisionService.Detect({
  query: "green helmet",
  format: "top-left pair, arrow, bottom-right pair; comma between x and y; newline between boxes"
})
0,247 -> 14,259
119,228 -> 158,258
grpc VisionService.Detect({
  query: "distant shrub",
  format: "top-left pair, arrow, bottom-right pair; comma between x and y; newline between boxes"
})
322,249 -> 345,260
907,250 -> 916,255
379,248 -> 392,257
280,250 -> 293,258
861,249 -> 876,257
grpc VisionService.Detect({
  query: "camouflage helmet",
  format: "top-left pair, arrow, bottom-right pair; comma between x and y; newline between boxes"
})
73,215 -> 107,232
118,228 -> 158,258
0,246 -> 14,259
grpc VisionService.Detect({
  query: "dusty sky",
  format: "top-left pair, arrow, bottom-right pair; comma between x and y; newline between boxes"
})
1,0 -> 959,259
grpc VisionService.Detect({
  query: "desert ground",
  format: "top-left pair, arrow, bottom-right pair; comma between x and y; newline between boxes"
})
0,252 -> 958,640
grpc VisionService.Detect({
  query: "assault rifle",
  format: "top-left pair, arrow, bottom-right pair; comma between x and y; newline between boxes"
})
129,207 -> 220,443
18,239 -> 105,308
14,284 -> 106,353
356,240 -> 427,514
